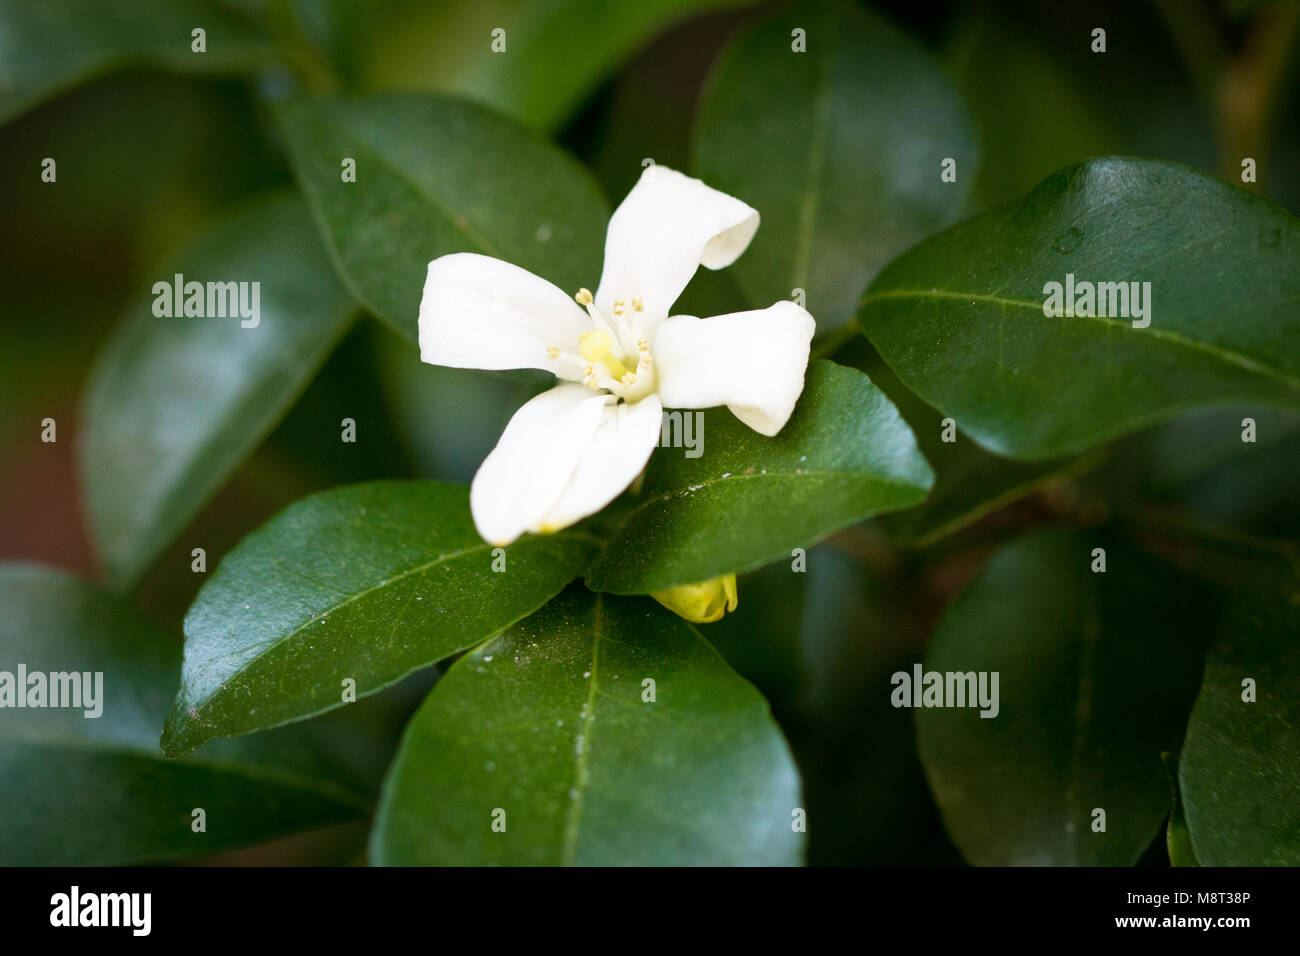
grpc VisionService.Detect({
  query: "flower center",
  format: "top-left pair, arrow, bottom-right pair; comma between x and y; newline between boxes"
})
548,288 -> 656,403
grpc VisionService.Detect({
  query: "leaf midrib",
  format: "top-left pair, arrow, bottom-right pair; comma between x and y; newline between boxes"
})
561,596 -> 603,866
296,107 -> 506,260
182,540 -> 495,718
627,468 -> 927,523
860,287 -> 1300,392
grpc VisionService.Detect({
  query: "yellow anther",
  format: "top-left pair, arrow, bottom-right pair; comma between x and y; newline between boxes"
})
637,338 -> 649,351
574,288 -> 594,306
620,371 -> 637,385
613,299 -> 626,316
546,345 -> 560,359
632,297 -> 644,312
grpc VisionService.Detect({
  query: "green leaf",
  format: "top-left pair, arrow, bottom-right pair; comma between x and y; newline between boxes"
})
354,0 -> 756,133
859,157 -> 1300,461
82,194 -> 358,592
0,0 -> 273,125
693,0 -> 977,331
916,529 -> 1216,865
585,360 -> 933,593
275,92 -> 610,340
1180,571 -> 1300,865
0,563 -> 369,865
162,480 -> 597,755
371,588 -> 804,865
838,338 -> 1101,547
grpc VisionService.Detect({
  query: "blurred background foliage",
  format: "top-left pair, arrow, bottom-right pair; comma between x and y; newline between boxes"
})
1,0 -> 1297,865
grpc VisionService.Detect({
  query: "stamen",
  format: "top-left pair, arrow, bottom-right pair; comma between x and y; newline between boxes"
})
550,349 -> 589,371
546,346 -> 559,359
614,313 -> 638,358
597,376 -> 626,397
566,287 -> 656,399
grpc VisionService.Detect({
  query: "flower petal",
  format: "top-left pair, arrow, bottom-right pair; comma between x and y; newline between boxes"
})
419,252 -> 590,380
595,166 -> 758,335
540,394 -> 663,531
652,301 -> 816,436
470,384 -> 610,545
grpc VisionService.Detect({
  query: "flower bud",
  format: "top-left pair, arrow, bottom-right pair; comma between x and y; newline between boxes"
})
651,573 -> 738,623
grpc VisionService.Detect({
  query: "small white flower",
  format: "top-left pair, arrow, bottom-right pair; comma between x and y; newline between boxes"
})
418,165 -> 816,546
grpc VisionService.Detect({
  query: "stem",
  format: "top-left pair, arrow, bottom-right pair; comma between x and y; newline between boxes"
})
1117,504 -> 1300,579
1153,0 -> 1300,184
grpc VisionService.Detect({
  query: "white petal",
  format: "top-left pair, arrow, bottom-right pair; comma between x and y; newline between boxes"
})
595,166 -> 758,336
470,385 -> 610,545
652,301 -> 816,436
419,252 -> 590,380
540,394 -> 663,531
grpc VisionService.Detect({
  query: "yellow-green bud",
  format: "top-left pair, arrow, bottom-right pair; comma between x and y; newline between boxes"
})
651,574 -> 738,623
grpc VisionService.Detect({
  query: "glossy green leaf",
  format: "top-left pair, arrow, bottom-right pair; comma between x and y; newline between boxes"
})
82,195 -> 358,592
916,529 -> 1216,865
0,0 -> 273,125
0,563 -> 369,865
275,92 -> 610,340
371,589 -> 804,865
162,480 -> 596,755
1180,573 -> 1300,865
585,360 -> 933,593
353,0 -> 756,133
859,158 -> 1300,461
693,0 -> 977,331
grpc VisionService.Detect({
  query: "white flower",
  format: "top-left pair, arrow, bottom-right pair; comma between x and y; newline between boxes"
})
418,165 -> 816,546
